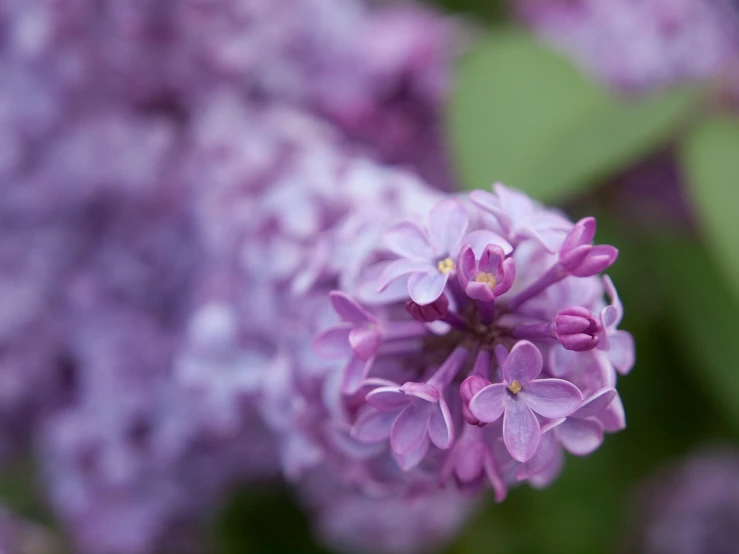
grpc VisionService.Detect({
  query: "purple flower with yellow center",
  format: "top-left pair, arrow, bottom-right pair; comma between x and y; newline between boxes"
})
378,198 -> 510,305
469,341 -> 582,462
457,244 -> 516,304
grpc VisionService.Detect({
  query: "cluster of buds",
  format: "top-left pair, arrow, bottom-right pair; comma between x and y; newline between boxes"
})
310,183 -> 633,500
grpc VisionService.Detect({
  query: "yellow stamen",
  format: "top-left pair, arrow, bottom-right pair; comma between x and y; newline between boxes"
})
507,380 -> 522,394
474,272 -> 498,290
436,257 -> 455,275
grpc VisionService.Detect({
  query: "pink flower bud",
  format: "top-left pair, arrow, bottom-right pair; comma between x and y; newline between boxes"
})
555,307 -> 602,351
404,294 -> 449,323
460,375 -> 491,426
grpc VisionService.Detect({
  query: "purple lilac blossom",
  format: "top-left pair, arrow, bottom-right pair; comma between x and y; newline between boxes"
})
258,173 -> 632,525
627,448 -> 739,554
518,0 -> 739,93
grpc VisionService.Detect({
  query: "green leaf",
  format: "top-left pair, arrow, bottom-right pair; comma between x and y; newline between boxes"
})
680,115 -> 739,304
650,235 -> 739,432
447,29 -> 700,202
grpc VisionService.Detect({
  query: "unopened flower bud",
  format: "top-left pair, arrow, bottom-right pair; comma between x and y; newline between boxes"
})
559,217 -> 618,277
404,294 -> 449,323
554,307 -> 602,351
460,375 -> 491,426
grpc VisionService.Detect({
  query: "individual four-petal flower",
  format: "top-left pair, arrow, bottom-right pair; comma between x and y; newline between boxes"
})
378,198 -> 512,305
378,198 -> 470,305
469,341 -> 582,462
457,244 -> 516,302
352,381 -> 455,470
312,292 -> 384,393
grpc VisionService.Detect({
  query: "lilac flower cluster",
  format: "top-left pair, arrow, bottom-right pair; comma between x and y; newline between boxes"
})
518,0 -> 739,94
241,173 -> 632,554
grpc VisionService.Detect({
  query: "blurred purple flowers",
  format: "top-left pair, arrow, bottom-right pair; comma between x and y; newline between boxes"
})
0,0 -> 638,553
519,0 -> 739,96
0,0 -> 462,552
629,449 -> 739,554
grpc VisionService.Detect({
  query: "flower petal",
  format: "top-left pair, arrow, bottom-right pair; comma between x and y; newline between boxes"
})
428,198 -> 469,254
516,430 -> 560,480
607,330 -> 635,374
384,221 -> 434,260
478,244 -> 505,274
502,340 -> 543,384
496,183 -> 533,220
390,404 -> 430,455
503,395 -> 541,462
469,383 -> 508,423
548,344 -> 578,378
399,382 -> 439,403
570,245 -> 618,277
394,435 -> 430,471
311,326 -> 352,358
598,393 -> 626,432
408,271 -> 448,305
557,418 -> 604,456
428,398 -> 455,450
462,229 -> 513,257
470,189 -> 513,234
377,258 -> 432,292
521,378 -> 582,418
328,425 -> 385,460
465,281 -> 496,303
483,452 -> 508,503
329,291 -> 373,324
530,228 -> 568,254
602,275 -> 623,327
366,386 -> 407,411
494,257 -> 516,296
528,444 -> 564,489
349,327 -> 382,361
341,355 -> 371,394
456,244 -> 477,288
453,440 -> 486,483
574,388 -> 617,418
352,408 -> 398,443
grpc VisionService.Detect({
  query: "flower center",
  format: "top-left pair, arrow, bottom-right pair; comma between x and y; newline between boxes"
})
507,380 -> 522,394
436,257 -> 455,275
474,271 -> 498,290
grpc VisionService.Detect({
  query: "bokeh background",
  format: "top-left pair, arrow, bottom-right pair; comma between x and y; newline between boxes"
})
1,0 -> 739,553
